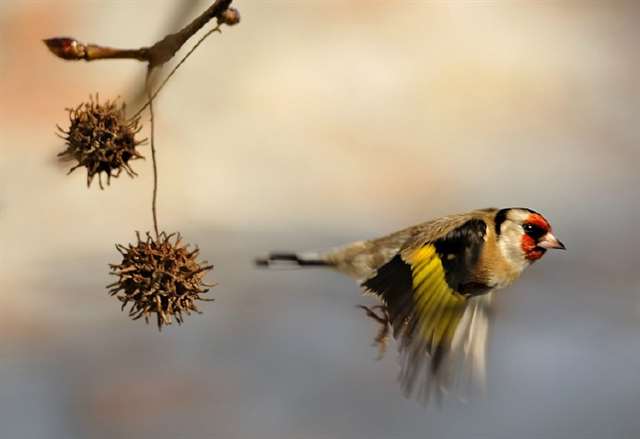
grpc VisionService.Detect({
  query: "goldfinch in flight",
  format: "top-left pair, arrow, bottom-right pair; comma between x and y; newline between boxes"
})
256,208 -> 565,401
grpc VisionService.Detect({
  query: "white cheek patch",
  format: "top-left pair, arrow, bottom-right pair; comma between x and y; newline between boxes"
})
496,228 -> 530,285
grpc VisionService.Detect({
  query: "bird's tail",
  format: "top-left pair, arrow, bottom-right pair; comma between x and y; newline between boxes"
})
255,251 -> 331,268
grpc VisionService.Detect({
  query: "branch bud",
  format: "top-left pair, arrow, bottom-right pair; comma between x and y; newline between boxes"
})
43,37 -> 87,60
217,7 -> 241,26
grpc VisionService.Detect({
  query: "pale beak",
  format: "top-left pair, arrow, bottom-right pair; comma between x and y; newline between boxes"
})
537,233 -> 566,250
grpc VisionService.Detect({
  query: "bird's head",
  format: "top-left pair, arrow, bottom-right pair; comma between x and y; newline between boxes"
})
495,207 -> 565,267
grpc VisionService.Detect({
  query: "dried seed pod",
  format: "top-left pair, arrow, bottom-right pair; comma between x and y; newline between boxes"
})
57,95 -> 146,189
108,232 -> 214,330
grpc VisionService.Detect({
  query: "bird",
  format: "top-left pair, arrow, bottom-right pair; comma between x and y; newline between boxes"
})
256,207 -> 565,402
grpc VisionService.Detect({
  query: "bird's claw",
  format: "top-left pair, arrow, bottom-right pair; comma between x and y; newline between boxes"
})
358,304 -> 391,359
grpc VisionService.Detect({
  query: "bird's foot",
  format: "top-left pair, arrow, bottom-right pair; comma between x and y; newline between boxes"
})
357,304 -> 391,360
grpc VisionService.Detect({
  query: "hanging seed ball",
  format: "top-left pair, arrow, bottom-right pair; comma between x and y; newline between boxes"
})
57,95 -> 146,189
108,232 -> 214,330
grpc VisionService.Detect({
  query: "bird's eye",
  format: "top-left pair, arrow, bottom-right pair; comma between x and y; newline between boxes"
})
523,223 -> 546,239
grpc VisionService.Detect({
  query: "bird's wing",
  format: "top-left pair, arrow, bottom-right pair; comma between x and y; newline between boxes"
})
362,218 -> 489,401
330,209 -> 495,282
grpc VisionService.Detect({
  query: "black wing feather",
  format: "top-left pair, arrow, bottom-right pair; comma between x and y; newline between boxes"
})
360,218 -> 488,401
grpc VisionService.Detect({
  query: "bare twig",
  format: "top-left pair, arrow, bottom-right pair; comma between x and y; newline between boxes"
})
44,0 -> 239,70
132,24 -> 222,119
123,0 -> 203,109
146,73 -> 159,239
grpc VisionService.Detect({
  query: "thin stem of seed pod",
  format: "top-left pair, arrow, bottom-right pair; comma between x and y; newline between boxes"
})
132,25 -> 222,120
146,74 -> 160,239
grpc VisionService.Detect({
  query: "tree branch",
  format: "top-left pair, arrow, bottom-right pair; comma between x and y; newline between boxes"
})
44,0 -> 239,69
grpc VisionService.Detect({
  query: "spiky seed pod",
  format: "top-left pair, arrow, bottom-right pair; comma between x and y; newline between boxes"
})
108,232 -> 214,330
57,95 -> 146,189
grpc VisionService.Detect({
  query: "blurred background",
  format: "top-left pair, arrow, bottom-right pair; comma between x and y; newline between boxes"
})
1,1 -> 640,438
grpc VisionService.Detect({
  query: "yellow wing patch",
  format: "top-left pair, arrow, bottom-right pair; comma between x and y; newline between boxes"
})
406,245 -> 467,358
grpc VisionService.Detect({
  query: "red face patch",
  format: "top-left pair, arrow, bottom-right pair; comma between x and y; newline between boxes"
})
526,213 -> 551,232
521,235 -> 545,261
521,213 -> 550,261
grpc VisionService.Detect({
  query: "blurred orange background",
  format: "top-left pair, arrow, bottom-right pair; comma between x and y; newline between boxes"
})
1,1 -> 639,438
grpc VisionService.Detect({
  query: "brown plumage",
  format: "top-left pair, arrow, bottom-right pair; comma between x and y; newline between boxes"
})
256,207 -> 565,402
